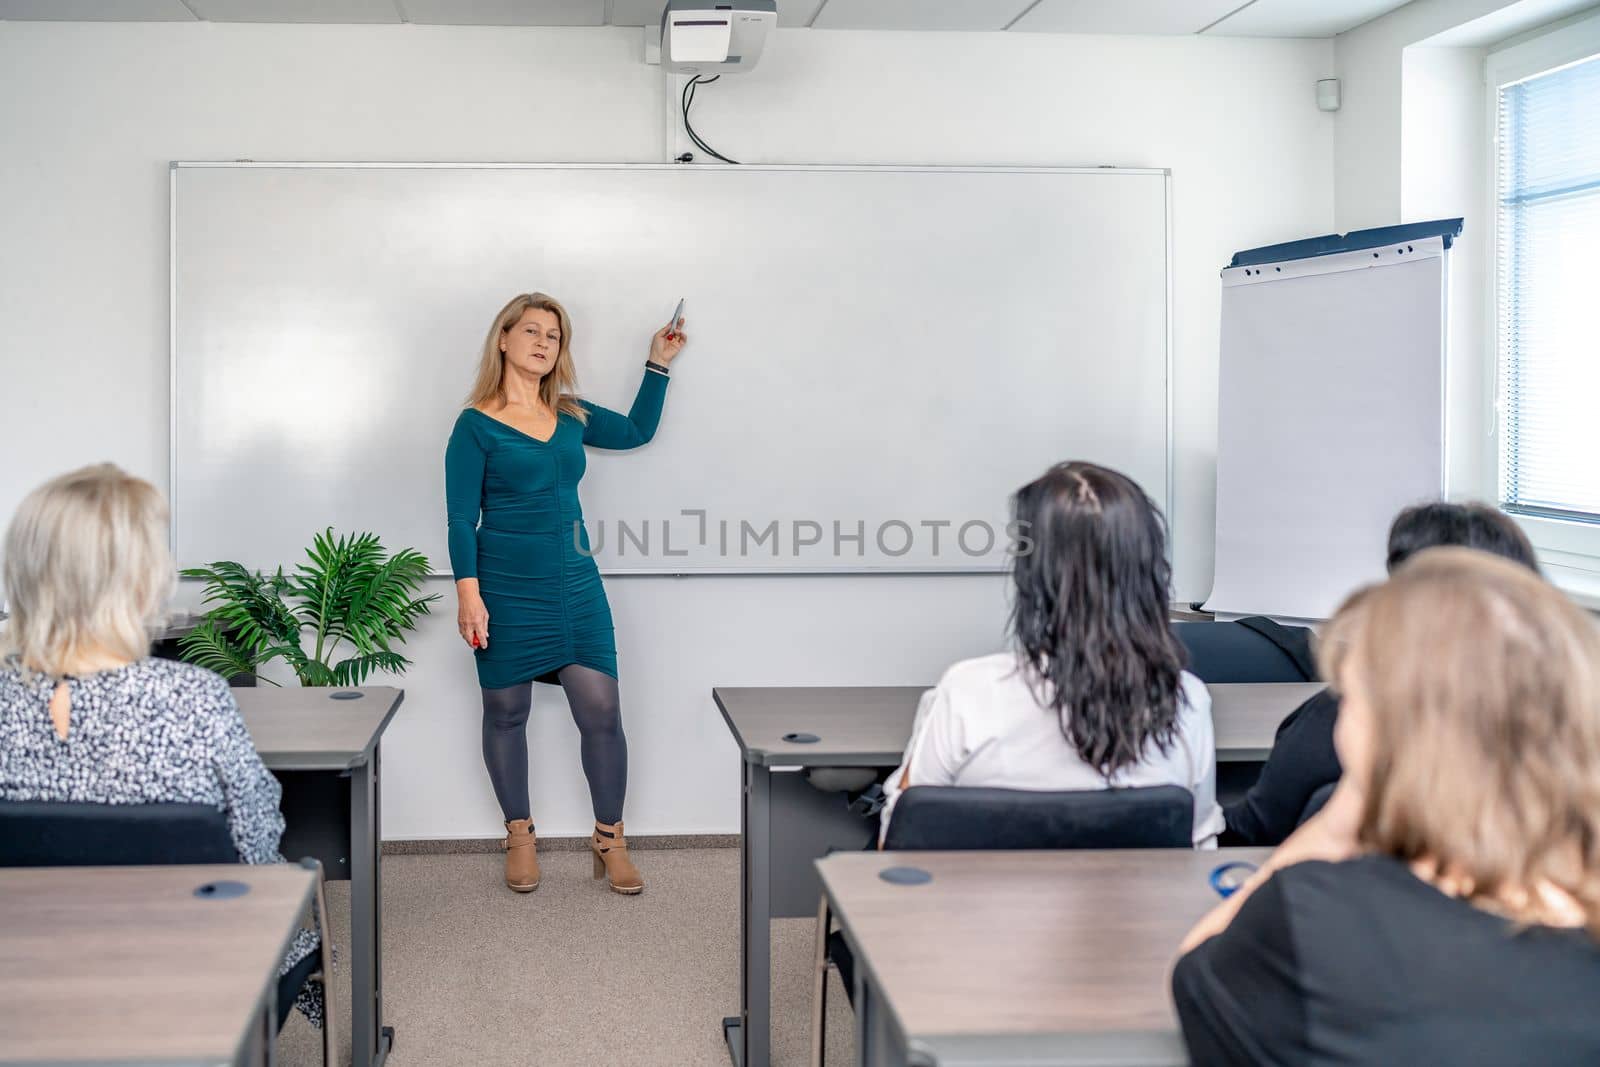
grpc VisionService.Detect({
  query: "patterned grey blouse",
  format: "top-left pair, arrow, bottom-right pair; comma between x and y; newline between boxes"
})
0,655 -> 323,1026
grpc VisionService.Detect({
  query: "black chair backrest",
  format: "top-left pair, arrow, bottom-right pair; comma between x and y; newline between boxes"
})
1298,782 -> 1337,827
883,785 -> 1193,851
0,801 -> 239,867
1173,619 -> 1317,684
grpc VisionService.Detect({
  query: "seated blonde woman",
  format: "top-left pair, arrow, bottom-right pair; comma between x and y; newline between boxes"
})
1173,548 -> 1600,1064
0,464 -> 324,1029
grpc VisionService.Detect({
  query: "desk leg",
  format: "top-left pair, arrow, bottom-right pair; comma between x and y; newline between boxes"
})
854,958 -> 867,1067
266,980 -> 278,1067
854,961 -> 909,1067
724,759 -> 771,1067
350,744 -> 393,1066
242,972 -> 277,1067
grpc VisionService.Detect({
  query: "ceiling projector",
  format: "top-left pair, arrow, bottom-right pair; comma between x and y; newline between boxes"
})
660,0 -> 777,75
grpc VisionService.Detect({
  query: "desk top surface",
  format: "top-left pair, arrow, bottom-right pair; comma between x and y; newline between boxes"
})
819,848 -> 1271,1064
715,686 -> 924,766
0,864 -> 316,1066
714,682 -> 1320,766
1209,682 -> 1322,760
233,685 -> 404,770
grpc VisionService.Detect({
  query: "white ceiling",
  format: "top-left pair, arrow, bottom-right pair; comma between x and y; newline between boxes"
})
187,0 -> 400,21
0,0 -> 1421,37
811,0 -> 1028,32
1012,0 -> 1246,36
0,0 -> 194,19
609,0 -> 825,25
401,0 -> 605,25
1207,0 -> 1417,37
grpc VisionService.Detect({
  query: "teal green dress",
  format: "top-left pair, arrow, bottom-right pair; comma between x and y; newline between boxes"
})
445,368 -> 668,689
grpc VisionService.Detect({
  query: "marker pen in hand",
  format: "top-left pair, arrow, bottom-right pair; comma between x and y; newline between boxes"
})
665,298 -> 685,341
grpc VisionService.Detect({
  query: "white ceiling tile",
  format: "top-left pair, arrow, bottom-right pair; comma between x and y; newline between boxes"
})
608,0 -> 660,24
401,0 -> 605,25
1010,0 -> 1244,35
811,0 -> 1035,32
774,0 -> 826,26
186,0 -> 401,22
0,0 -> 195,19
609,0 -> 823,27
1204,0 -> 1414,38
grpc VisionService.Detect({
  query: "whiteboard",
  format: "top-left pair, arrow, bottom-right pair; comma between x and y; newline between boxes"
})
1209,237 -> 1448,619
172,164 -> 1171,574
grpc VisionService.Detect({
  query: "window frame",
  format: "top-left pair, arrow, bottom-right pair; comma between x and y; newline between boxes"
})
1484,11 -> 1600,605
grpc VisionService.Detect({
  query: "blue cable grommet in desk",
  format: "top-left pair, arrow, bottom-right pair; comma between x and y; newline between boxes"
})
1209,861 -> 1258,898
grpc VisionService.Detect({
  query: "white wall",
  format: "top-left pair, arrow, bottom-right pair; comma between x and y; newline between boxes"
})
0,22 -> 1334,838
1334,0 -> 1524,230
1401,45 -> 1490,497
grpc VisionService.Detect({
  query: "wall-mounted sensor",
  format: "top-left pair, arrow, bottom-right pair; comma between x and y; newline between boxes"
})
1316,78 -> 1342,112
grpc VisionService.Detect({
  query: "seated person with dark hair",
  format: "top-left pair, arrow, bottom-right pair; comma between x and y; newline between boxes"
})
1221,501 -> 1539,846
881,460 -> 1223,848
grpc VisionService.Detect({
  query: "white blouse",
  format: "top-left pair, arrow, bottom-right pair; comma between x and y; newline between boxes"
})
881,652 -> 1223,847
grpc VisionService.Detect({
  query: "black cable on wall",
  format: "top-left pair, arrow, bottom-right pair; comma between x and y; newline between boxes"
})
681,75 -> 740,165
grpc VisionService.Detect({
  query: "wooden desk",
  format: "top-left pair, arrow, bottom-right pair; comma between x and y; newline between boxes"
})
712,683 -> 1313,1067
715,687 -> 917,1067
717,683 -> 1319,770
1211,682 -> 1322,760
717,686 -> 923,769
236,684 -> 403,771
234,685 -> 404,1067
818,848 -> 1272,1066
0,864 -> 316,1066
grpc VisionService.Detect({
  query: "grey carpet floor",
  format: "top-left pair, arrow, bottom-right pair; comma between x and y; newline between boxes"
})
278,848 -> 855,1066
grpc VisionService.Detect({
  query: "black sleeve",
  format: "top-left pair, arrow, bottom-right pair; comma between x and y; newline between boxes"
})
1172,874 -> 1308,1067
1235,617 -> 1318,681
1222,689 -> 1343,846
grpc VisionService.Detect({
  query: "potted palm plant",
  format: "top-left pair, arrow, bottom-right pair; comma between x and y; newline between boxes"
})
179,529 -> 439,687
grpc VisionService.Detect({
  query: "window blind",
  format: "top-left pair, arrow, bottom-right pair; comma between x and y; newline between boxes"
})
1496,53 -> 1600,522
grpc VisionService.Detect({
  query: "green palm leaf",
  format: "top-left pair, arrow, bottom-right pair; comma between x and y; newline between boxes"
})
175,619 -> 276,687
332,650 -> 410,687
178,531 -> 437,690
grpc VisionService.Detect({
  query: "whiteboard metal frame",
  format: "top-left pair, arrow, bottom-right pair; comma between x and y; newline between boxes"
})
169,161 -> 1174,578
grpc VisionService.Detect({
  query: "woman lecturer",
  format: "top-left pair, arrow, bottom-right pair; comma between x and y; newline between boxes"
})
445,292 -> 684,895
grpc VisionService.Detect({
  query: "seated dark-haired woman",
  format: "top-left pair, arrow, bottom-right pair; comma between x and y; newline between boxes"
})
1223,501 -> 1541,846
880,461 -> 1222,847
1174,548 -> 1600,1064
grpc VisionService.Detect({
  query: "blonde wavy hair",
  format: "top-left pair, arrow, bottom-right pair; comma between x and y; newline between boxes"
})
1321,546 -> 1600,937
465,292 -> 588,423
1,464 -> 173,676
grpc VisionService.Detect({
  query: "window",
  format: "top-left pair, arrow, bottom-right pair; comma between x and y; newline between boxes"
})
1494,52 -> 1600,523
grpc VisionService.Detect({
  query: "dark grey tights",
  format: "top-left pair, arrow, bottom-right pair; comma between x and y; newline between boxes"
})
480,664 -> 628,826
